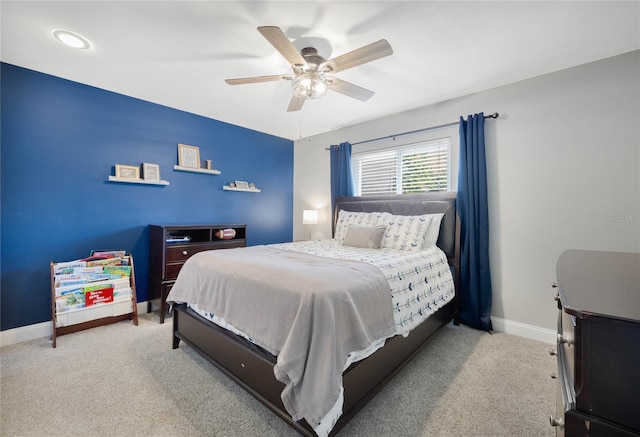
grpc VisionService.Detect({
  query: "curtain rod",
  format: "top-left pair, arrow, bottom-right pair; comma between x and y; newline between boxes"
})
327,112 -> 499,149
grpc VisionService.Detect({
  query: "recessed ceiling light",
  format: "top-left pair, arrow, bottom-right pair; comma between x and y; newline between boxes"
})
52,29 -> 91,50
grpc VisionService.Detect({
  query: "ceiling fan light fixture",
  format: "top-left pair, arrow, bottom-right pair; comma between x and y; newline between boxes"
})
292,72 -> 328,99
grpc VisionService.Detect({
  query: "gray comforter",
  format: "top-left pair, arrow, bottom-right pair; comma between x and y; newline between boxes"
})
166,245 -> 395,427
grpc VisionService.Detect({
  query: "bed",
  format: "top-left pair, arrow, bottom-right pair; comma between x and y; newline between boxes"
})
168,192 -> 460,437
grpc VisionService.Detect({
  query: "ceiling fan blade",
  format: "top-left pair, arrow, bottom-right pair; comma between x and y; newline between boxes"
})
258,26 -> 307,67
287,94 -> 306,112
320,39 -> 393,73
225,74 -> 292,85
328,77 -> 375,101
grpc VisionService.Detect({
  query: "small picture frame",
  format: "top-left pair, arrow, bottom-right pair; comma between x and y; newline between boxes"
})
115,164 -> 140,180
234,180 -> 250,190
178,143 -> 201,169
142,163 -> 161,181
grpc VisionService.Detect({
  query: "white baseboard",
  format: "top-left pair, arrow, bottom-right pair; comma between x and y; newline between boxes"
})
2,305 -> 555,348
491,316 -> 556,344
0,302 -> 149,348
0,321 -> 51,348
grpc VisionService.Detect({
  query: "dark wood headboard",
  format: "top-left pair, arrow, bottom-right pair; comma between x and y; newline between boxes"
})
334,192 -> 460,274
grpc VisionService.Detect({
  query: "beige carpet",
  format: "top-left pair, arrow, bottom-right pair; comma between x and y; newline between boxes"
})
0,313 -> 555,437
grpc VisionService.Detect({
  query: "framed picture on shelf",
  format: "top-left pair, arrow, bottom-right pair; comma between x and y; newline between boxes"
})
177,143 -> 201,169
234,180 -> 250,190
115,164 -> 140,180
142,163 -> 161,181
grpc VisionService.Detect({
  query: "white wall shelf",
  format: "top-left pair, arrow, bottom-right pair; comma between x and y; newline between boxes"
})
173,165 -> 221,175
108,176 -> 170,186
223,185 -> 261,193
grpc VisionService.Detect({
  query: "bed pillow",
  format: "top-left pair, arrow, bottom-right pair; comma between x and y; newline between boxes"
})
342,225 -> 387,249
334,210 -> 390,242
422,213 -> 445,248
379,213 -> 444,251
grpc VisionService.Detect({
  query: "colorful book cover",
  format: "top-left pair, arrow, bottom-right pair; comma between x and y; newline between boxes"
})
55,274 -> 89,287
53,261 -> 87,275
87,273 -> 121,282
55,273 -> 119,287
86,257 -> 123,267
102,266 -> 132,277
57,289 -> 86,310
89,250 -> 126,258
57,279 -> 89,288
84,285 -> 114,306
71,266 -> 105,275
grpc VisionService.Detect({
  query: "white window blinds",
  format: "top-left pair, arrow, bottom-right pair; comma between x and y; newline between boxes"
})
352,137 -> 450,196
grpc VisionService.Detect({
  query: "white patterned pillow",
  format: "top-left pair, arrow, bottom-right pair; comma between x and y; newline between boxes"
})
422,213 -> 444,248
334,210 -> 390,242
380,213 -> 444,251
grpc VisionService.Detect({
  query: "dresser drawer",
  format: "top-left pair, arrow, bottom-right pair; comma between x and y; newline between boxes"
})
166,262 -> 185,280
165,242 -> 245,279
166,244 -> 217,262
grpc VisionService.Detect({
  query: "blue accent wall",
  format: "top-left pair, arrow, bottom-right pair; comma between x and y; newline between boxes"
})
0,63 -> 294,331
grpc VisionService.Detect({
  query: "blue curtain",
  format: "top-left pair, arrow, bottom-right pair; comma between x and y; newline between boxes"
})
330,142 -> 354,208
457,113 -> 493,331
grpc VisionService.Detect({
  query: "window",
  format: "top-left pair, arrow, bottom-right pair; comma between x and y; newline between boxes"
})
351,137 -> 450,196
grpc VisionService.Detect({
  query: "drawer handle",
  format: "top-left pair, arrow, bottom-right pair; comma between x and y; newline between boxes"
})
549,349 -> 557,356
550,372 -> 557,379
551,282 -> 558,288
553,293 -> 562,310
549,415 -> 564,428
558,334 -> 573,346
182,250 -> 188,256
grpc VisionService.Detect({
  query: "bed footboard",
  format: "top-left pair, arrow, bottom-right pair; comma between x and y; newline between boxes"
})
172,299 -> 456,437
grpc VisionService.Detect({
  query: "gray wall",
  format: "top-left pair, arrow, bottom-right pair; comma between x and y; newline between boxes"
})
293,50 -> 640,339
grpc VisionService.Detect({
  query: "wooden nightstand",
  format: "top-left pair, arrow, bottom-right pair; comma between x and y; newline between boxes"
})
147,224 -> 246,323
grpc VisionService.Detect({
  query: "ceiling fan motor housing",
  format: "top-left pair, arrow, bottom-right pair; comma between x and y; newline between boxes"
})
300,47 -> 327,70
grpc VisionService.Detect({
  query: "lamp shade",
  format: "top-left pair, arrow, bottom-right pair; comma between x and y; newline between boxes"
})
302,209 -> 319,225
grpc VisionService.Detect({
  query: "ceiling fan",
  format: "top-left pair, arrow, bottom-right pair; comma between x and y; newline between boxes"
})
225,26 -> 393,112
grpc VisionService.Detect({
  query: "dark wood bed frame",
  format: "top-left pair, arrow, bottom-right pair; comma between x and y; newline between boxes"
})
171,192 -> 460,436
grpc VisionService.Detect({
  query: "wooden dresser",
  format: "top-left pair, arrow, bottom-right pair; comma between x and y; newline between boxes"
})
148,224 -> 246,323
550,250 -> 640,436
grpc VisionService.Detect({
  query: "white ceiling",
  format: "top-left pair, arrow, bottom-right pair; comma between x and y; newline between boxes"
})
2,1 -> 639,140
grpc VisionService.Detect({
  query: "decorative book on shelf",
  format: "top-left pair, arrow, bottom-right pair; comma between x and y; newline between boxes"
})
50,251 -> 138,348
